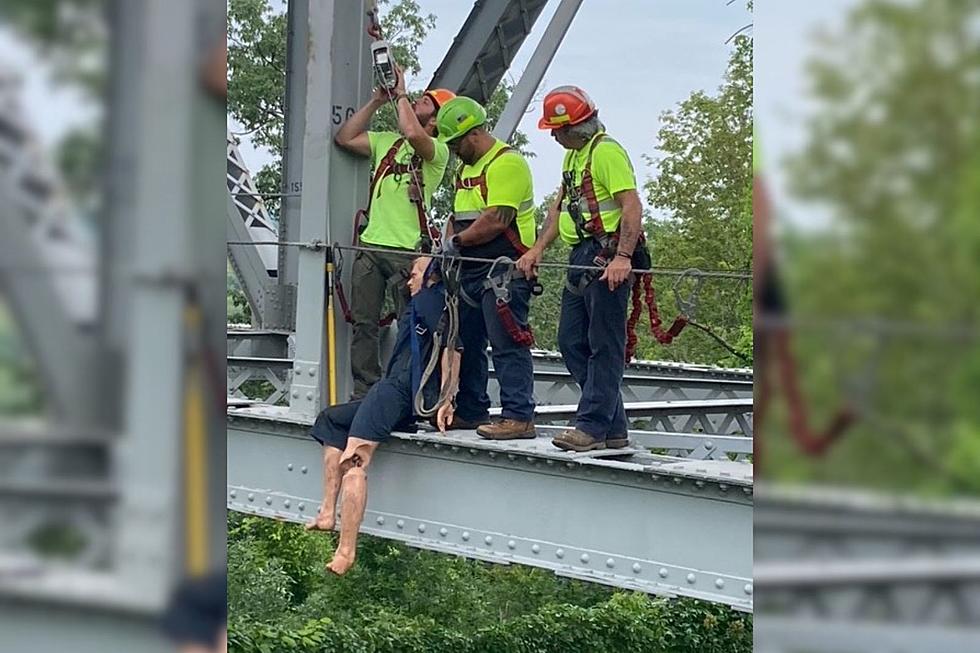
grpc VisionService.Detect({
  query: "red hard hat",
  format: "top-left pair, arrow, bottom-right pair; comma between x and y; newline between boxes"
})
538,85 -> 597,130
424,88 -> 456,110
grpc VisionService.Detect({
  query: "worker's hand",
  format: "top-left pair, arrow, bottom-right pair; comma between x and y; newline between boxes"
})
440,234 -> 461,258
393,64 -> 407,96
516,245 -> 543,278
436,402 -> 455,433
600,255 -> 632,291
367,22 -> 382,40
371,83 -> 390,104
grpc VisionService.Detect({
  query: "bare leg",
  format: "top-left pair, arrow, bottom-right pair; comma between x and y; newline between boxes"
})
306,446 -> 342,531
326,438 -> 378,575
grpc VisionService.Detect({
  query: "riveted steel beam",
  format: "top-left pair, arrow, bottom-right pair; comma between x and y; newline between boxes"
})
227,411 -> 753,610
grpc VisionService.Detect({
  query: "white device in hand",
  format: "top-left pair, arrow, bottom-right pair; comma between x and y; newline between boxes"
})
370,40 -> 398,91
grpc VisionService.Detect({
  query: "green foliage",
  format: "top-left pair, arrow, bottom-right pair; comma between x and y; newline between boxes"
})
229,589 -> 751,653
767,0 -> 980,494
0,0 -> 107,98
639,34 -> 753,366
227,515 -> 751,653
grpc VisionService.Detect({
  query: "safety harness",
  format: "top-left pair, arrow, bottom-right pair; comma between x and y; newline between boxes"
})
451,146 -> 534,256
337,138 -> 441,328
559,134 -> 688,361
451,148 -> 538,348
412,259 -> 462,417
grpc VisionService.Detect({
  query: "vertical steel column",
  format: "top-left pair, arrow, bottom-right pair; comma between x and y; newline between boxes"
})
491,0 -> 584,142
100,0 -> 145,430
112,0 -> 195,604
288,0 -> 371,418
274,0 -> 309,329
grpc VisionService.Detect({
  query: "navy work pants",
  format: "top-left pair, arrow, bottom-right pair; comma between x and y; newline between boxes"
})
455,275 -> 535,422
558,240 -> 630,439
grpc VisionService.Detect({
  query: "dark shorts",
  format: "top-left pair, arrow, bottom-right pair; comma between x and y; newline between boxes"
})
309,374 -> 414,450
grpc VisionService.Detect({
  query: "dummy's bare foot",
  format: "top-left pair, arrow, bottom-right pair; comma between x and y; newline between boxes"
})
304,505 -> 335,531
325,549 -> 356,575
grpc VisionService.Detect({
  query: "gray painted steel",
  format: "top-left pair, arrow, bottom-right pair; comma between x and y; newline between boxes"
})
0,600 -> 170,653
429,0 -> 550,103
492,0 -> 585,142
754,485 -> 980,651
226,191 -> 273,323
0,178 -> 98,424
228,410 -> 753,610
279,0 -> 309,295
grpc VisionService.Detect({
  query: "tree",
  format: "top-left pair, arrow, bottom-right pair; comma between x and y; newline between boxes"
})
638,35 -> 753,365
770,0 -> 980,493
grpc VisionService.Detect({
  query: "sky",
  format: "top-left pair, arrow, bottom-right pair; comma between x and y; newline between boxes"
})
232,0 -> 751,213
0,0 -> 863,225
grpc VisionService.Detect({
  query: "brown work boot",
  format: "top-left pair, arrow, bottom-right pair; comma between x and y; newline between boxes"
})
429,414 -> 491,430
552,428 -> 605,452
476,418 -> 536,440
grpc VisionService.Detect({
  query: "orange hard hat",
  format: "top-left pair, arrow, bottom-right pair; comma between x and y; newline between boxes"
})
424,88 -> 456,110
538,85 -> 597,130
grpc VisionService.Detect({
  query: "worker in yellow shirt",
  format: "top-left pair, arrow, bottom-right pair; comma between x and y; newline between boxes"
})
335,65 -> 454,398
518,86 -> 643,451
435,96 -> 538,440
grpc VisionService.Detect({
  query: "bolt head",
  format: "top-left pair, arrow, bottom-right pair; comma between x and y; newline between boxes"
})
632,563 -> 642,574
659,567 -> 669,578
531,544 -> 541,554
744,583 -> 753,595
287,463 -> 293,471
247,493 -> 255,502
715,578 -> 725,589
484,535 -> 493,545
301,466 -> 308,474
396,519 -> 405,529
306,392 -> 313,400
462,531 -> 470,541
284,499 -> 291,508
418,524 -> 426,533
229,490 -> 237,499
439,527 -> 448,537
376,516 -> 385,525
507,540 -> 516,550
556,548 -> 565,559
605,558 -> 615,569
686,573 -> 696,584
580,553 -> 590,564
298,503 -> 306,511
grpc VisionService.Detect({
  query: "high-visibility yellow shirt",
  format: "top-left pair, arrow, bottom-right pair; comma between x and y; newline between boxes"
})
360,130 -> 450,250
453,138 -> 536,250
558,131 -> 636,245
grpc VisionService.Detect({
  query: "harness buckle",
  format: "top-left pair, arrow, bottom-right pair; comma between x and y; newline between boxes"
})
486,256 -> 516,304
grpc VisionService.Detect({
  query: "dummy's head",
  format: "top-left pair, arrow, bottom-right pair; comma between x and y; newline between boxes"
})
408,256 -> 439,296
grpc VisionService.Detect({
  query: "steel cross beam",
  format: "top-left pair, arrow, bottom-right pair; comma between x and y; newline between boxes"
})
228,409 -> 753,610
514,398 -> 754,436
429,0 -> 551,104
754,485 -> 980,652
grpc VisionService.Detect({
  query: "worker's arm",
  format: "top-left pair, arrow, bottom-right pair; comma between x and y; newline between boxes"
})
516,190 -> 561,277
599,188 -> 642,290
392,67 -> 436,162
334,87 -> 388,156
436,348 -> 462,433
453,206 -> 516,247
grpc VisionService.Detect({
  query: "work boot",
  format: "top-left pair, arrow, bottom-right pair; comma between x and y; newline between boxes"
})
552,428 -> 605,452
430,414 -> 491,431
606,434 -> 631,449
476,418 -> 536,440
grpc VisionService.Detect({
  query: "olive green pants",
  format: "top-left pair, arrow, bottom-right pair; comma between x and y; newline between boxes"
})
349,247 -> 413,399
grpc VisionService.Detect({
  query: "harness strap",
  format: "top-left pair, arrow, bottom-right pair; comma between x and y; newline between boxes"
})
452,146 -> 530,254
